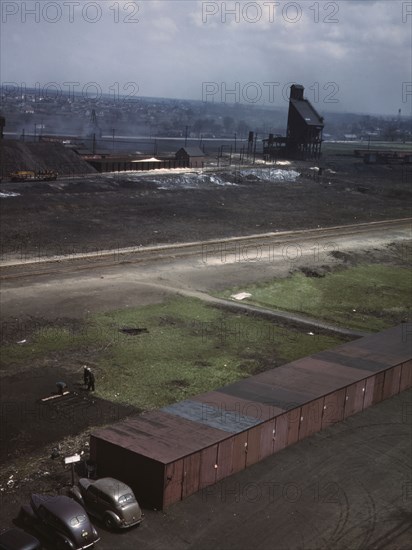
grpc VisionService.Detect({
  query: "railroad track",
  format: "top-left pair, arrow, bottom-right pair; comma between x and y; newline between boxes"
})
1,218 -> 410,281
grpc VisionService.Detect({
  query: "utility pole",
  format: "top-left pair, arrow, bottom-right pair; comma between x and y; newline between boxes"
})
184,125 -> 189,146
111,128 -> 115,152
253,133 -> 258,164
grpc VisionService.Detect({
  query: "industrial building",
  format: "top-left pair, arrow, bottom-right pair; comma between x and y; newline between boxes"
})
263,84 -> 324,160
175,147 -> 206,168
90,324 -> 411,510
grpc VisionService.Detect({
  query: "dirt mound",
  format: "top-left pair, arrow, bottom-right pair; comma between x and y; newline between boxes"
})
0,140 -> 96,176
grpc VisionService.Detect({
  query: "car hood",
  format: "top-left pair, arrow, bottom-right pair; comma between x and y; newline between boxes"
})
0,528 -> 40,550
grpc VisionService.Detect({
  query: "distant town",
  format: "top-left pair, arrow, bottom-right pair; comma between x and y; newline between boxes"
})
1,86 -> 411,153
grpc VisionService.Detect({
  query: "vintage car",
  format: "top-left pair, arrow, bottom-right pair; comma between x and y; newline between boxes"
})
0,528 -> 41,550
18,494 -> 99,550
69,478 -> 142,529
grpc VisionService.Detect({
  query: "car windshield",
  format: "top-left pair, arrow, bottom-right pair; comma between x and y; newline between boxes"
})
118,493 -> 135,506
69,515 -> 87,527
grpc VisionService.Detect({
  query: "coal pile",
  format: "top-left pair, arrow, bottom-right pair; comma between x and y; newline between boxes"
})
0,140 -> 96,177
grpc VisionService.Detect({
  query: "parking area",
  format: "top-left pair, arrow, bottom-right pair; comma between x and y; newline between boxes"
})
86,389 -> 411,550
10,388 -> 408,550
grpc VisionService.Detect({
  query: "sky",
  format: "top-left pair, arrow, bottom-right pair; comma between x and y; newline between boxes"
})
1,0 -> 411,115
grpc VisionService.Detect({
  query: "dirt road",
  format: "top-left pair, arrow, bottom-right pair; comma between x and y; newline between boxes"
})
1,219 -> 410,320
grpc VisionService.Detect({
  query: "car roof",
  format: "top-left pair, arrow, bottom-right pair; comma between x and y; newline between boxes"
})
31,494 -> 87,519
92,478 -> 132,496
0,528 -> 40,550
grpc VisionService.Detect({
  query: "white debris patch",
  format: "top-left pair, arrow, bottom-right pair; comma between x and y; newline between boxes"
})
240,168 -> 300,182
153,172 -> 238,189
230,292 -> 252,301
0,192 -> 20,198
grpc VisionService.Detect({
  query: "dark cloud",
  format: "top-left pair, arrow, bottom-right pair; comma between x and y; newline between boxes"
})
1,0 -> 411,114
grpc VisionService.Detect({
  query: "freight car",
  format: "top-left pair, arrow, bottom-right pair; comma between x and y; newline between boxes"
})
10,170 -> 58,182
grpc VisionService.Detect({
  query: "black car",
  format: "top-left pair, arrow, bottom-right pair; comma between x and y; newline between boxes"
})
0,528 -> 41,550
70,478 -> 143,529
18,494 -> 99,550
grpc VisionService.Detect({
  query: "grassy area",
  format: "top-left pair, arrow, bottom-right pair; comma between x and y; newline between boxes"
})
1,296 -> 344,409
218,265 -> 411,332
323,140 -> 412,154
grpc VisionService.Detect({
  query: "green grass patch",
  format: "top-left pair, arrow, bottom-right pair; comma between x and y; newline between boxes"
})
1,296 -> 344,409
323,141 -> 412,154
218,265 -> 411,332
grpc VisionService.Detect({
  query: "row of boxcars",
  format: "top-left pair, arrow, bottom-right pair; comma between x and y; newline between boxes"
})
9,170 -> 58,182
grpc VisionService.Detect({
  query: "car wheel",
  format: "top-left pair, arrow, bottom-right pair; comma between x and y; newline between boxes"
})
103,514 -> 115,529
19,510 -> 30,526
56,538 -> 69,550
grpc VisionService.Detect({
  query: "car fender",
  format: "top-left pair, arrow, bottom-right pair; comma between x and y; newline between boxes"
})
18,504 -> 36,524
55,532 -> 76,550
103,510 -> 122,527
68,486 -> 83,503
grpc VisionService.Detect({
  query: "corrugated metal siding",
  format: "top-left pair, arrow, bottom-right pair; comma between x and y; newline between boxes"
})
259,419 -> 275,460
199,444 -> 218,489
287,408 -> 301,446
216,438 -> 234,481
91,324 -> 411,509
246,424 -> 262,467
231,432 -> 248,475
299,397 -> 324,440
321,389 -> 346,429
363,376 -> 376,409
163,461 -> 183,508
400,360 -> 412,391
272,413 -> 289,453
344,380 -> 366,418
182,453 -> 201,499
382,365 -> 402,399
372,372 -> 385,404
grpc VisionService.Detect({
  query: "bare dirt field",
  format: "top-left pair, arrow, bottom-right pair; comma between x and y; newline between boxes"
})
1,154 -> 411,258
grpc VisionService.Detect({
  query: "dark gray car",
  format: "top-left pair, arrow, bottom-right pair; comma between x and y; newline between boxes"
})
18,494 -> 99,550
70,478 -> 142,529
0,528 -> 41,550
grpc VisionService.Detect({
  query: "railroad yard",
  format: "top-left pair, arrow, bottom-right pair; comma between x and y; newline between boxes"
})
0,150 -> 411,549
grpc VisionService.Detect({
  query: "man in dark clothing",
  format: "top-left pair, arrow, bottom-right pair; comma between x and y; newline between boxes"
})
87,370 -> 95,392
83,366 -> 90,387
56,381 -> 68,395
